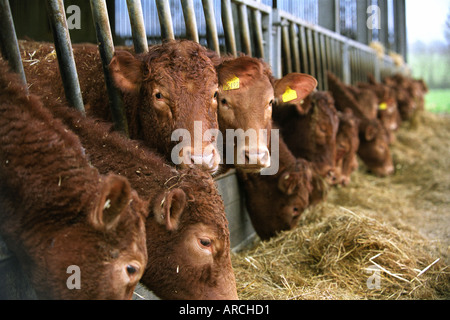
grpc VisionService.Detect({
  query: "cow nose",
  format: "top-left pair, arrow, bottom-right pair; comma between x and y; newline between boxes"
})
326,169 -> 337,184
189,148 -> 219,173
244,147 -> 271,168
385,164 -> 394,175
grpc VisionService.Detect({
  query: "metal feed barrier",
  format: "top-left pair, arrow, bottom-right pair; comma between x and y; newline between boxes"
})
0,0 -> 407,299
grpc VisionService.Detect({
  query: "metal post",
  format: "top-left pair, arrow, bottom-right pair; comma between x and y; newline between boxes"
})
320,33 -> 328,90
394,0 -> 407,61
342,41 -> 350,84
201,0 -> 220,55
90,0 -> 128,136
126,0 -> 148,53
155,0 -> 174,40
318,0 -> 340,33
281,20 -> 292,74
0,0 -> 27,87
46,0 -> 84,114
298,25 -> 309,74
181,0 -> 199,43
221,0 -> 237,56
313,30 -> 323,90
271,8 -> 282,79
238,3 -> 252,56
289,22 -> 300,73
356,0 -> 368,45
261,9 -> 272,66
378,0 -> 389,48
252,8 -> 264,59
306,27 -> 316,78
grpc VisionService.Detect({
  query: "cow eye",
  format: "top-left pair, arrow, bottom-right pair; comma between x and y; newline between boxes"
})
126,265 -> 137,275
221,98 -> 227,105
269,99 -> 273,106
198,238 -> 212,248
213,91 -> 218,99
155,92 -> 163,100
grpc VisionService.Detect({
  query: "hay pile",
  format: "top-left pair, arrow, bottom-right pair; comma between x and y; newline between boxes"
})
232,111 -> 450,300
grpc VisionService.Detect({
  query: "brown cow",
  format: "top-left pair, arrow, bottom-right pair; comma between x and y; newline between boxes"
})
357,79 -> 401,144
334,109 -> 360,186
0,60 -> 148,299
346,85 -> 379,120
21,40 -> 221,174
383,74 -> 427,121
236,137 -> 312,240
327,72 -> 394,177
273,74 -> 338,184
47,102 -> 237,300
215,56 -> 274,172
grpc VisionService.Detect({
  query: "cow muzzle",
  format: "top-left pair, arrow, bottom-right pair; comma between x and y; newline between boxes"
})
182,144 -> 220,174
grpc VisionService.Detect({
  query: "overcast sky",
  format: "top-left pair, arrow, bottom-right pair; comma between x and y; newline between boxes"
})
406,0 -> 450,44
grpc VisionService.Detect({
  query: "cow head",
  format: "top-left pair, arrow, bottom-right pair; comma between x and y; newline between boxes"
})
142,170 -> 237,300
335,109 -> 360,186
39,175 -> 149,300
357,119 -> 394,177
110,40 -> 221,174
216,56 -> 274,172
273,74 -> 337,185
238,158 -> 312,241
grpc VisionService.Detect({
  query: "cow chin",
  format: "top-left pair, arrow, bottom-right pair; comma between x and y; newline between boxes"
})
234,164 -> 266,173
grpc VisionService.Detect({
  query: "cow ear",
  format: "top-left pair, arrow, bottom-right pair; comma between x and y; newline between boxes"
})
278,171 -> 298,195
275,73 -> 317,113
154,188 -> 187,231
364,123 -> 378,141
109,51 -> 144,93
91,175 -> 132,231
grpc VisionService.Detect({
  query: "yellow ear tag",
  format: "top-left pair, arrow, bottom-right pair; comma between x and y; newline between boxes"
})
282,86 -> 298,103
223,76 -> 240,91
379,102 -> 387,110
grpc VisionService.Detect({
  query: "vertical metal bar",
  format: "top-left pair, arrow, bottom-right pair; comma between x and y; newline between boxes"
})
298,25 -> 308,74
325,36 -> 332,76
306,28 -> 316,79
126,0 -> 148,54
356,0 -> 368,45
289,22 -> 300,73
313,30 -> 323,90
238,3 -> 252,56
0,0 -> 27,87
252,8 -> 264,59
201,0 -> 220,55
90,0 -> 128,136
319,33 -> 328,90
181,0 -> 199,43
155,0 -> 174,40
261,10 -> 272,66
221,0 -> 237,56
342,41 -> 350,84
281,20 -> 292,74
271,8 -> 282,79
46,0 -> 84,114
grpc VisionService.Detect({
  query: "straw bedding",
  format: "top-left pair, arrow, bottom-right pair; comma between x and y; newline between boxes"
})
232,111 -> 450,300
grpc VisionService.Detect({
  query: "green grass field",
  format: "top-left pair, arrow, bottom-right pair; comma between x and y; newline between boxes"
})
425,89 -> 450,113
